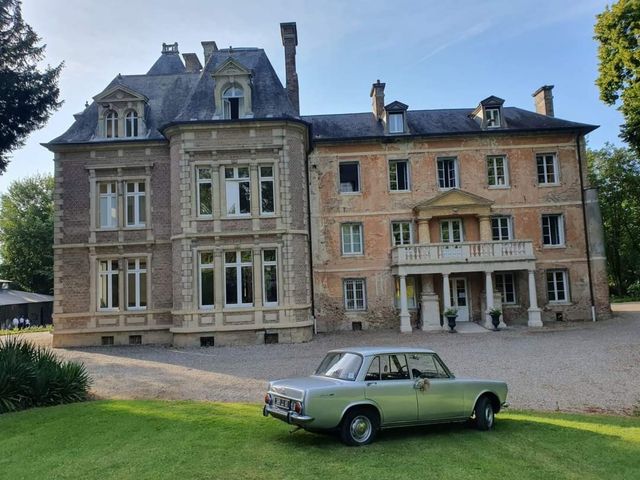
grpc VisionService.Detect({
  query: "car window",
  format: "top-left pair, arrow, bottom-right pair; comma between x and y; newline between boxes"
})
365,356 -> 380,381
407,353 -> 449,379
380,354 -> 409,381
315,352 -> 363,381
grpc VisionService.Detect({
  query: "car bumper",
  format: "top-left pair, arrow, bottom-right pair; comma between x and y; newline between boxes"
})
263,405 -> 314,426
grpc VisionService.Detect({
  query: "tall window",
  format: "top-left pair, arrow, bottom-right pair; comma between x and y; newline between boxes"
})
344,279 -> 366,311
339,162 -> 360,193
542,214 -> 564,246
105,110 -> 118,138
99,182 -> 118,228
125,111 -> 138,137
537,153 -> 559,184
485,108 -> 501,128
391,221 -> 413,246
223,85 -> 244,119
341,223 -> 363,255
126,181 -> 146,227
441,219 -> 463,243
437,157 -> 458,189
259,166 -> 275,215
389,160 -> 410,191
388,113 -> 404,133
196,167 -> 213,216
199,252 -> 214,308
98,259 -> 119,310
547,270 -> 569,302
491,216 -> 512,241
224,250 -> 253,306
394,276 -> 417,308
225,166 -> 251,216
262,249 -> 278,305
487,155 -> 508,187
126,258 -> 147,310
495,272 -> 516,304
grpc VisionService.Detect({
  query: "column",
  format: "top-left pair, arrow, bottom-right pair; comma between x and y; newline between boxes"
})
527,269 -> 543,327
484,271 -> 494,327
479,215 -> 492,241
399,274 -> 412,333
417,218 -> 431,243
442,273 -> 451,310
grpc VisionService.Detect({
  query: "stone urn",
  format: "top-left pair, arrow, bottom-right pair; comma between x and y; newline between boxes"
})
489,308 -> 502,331
444,308 -> 458,333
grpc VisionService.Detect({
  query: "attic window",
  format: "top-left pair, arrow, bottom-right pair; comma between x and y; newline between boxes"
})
105,110 -> 118,138
388,112 -> 404,134
223,85 -> 244,119
486,108 -> 501,128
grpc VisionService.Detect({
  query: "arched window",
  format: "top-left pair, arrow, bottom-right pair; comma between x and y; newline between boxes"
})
125,110 -> 139,137
223,85 -> 244,120
105,110 -> 119,138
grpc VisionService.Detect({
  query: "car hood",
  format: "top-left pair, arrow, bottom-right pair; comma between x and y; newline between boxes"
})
269,376 -> 345,400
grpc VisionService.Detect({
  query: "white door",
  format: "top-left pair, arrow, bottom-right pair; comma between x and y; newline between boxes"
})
449,277 -> 469,322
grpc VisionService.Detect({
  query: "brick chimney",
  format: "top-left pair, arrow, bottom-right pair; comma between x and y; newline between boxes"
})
532,85 -> 554,117
280,22 -> 300,114
182,53 -> 202,73
201,41 -> 218,66
370,80 -> 386,120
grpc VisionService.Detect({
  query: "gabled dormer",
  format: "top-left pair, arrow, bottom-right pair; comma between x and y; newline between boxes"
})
212,57 -> 253,119
384,101 -> 409,134
471,95 -> 506,129
93,84 -> 148,139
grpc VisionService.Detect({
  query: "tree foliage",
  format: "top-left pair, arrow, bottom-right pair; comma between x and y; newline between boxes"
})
0,0 -> 62,172
0,173 -> 54,294
587,144 -> 640,296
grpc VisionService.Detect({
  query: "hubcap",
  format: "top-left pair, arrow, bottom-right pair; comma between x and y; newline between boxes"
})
485,405 -> 494,427
350,415 -> 372,442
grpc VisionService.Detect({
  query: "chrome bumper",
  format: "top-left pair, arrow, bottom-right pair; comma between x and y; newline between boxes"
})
263,405 -> 314,426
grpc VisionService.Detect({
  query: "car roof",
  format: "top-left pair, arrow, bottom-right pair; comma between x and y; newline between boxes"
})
329,346 -> 436,356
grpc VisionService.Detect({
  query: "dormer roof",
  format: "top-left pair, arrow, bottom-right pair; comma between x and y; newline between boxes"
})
93,84 -> 149,104
212,57 -> 252,77
385,101 -> 409,111
479,96 -> 505,107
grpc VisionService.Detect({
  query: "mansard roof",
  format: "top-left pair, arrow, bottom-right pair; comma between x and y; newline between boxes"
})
304,107 -> 597,142
47,48 -> 297,146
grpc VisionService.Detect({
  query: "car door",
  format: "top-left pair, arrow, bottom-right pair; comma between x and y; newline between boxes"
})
407,353 -> 466,421
364,354 -> 418,425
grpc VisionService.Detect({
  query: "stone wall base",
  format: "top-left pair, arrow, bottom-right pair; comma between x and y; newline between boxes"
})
52,329 -> 172,348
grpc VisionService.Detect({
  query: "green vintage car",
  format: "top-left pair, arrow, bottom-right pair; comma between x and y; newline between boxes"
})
263,347 -> 508,445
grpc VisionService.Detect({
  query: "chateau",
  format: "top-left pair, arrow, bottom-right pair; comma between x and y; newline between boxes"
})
45,23 -> 609,347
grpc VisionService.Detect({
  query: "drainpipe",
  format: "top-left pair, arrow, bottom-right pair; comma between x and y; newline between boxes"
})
576,134 -> 596,321
304,124 -> 317,334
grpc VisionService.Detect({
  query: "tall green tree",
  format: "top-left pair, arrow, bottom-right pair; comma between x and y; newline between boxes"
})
0,0 -> 62,172
587,144 -> 640,296
0,174 -> 54,294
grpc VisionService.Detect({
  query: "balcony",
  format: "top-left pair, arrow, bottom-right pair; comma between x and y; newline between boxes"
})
391,240 -> 536,274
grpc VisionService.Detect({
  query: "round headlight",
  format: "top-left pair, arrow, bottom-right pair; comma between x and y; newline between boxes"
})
264,393 -> 272,405
293,401 -> 302,414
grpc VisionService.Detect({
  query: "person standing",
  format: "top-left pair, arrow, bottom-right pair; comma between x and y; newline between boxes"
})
12,317 -> 19,330
18,316 -> 25,330
25,317 -> 31,329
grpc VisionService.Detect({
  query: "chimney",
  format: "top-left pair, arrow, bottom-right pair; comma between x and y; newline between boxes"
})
201,41 -> 218,66
182,53 -> 202,73
532,85 -> 554,117
280,22 -> 300,114
370,80 -> 386,120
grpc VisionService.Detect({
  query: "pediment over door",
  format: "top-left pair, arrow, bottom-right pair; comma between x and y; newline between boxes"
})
413,189 -> 493,219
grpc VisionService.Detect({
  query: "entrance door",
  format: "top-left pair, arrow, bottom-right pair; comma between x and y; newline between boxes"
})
449,277 -> 469,322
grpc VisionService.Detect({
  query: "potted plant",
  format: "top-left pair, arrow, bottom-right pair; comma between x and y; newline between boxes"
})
443,307 -> 458,333
489,307 -> 502,331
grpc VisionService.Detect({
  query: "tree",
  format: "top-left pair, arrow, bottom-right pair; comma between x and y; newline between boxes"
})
0,0 -> 62,172
0,174 -> 54,294
587,144 -> 640,296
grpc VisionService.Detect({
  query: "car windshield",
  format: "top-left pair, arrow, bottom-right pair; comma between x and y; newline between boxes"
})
315,352 -> 362,381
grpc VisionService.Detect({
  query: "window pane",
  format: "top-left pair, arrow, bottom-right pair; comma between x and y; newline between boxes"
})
139,271 -> 147,307
126,196 -> 134,225
226,181 -> 238,214
225,267 -> 237,304
225,251 -> 236,263
260,166 -> 273,177
225,168 -> 234,179
339,163 -> 359,192
261,179 -> 274,213
199,183 -> 212,215
264,265 -> 277,303
238,167 -> 250,178
397,161 -> 408,189
127,272 -> 136,307
198,168 -> 212,180
241,266 -> 253,304
201,268 -> 214,306
263,249 -> 276,262
241,250 -> 252,263
239,181 -> 251,214
111,271 -> 119,308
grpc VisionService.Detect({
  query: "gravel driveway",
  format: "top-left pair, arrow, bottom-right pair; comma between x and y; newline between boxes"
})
24,304 -> 640,414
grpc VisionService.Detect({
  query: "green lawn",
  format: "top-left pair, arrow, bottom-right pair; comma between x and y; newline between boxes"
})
1,401 -> 639,480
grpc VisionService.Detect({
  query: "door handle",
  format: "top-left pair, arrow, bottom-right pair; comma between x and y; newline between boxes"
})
366,382 -> 377,386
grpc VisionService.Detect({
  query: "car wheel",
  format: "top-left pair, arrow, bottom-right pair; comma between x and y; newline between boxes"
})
474,396 -> 495,431
340,408 -> 379,446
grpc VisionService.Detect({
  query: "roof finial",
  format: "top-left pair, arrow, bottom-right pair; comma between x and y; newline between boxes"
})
85,101 -> 89,108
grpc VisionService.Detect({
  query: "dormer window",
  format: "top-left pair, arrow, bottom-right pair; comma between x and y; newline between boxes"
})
223,85 -> 244,120
105,110 -> 118,138
388,113 -> 404,134
486,108 -> 501,128
125,111 -> 139,137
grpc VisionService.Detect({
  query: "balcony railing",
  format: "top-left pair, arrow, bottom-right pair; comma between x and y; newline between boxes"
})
392,240 -> 535,266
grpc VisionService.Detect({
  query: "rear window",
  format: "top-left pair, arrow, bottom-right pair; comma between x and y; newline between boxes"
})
315,352 -> 363,381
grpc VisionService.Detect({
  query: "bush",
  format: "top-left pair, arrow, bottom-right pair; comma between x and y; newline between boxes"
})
628,281 -> 640,299
0,336 -> 91,414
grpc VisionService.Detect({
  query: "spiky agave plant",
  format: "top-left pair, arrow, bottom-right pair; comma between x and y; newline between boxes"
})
0,336 -> 36,413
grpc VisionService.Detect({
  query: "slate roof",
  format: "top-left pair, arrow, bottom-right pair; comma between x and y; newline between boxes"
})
47,48 -> 297,145
303,107 -> 597,142
0,289 -> 53,307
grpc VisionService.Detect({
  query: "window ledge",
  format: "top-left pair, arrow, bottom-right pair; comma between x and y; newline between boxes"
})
488,185 -> 510,190
547,302 -> 572,306
537,183 -> 561,188
339,192 -> 362,196
389,189 -> 412,194
342,253 -> 365,257
542,245 -> 566,249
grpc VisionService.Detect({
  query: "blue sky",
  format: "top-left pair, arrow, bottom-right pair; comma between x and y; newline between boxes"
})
1,0 -> 623,192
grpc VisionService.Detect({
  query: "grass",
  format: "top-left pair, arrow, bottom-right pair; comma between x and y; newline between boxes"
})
1,401 -> 639,480
0,325 -> 52,336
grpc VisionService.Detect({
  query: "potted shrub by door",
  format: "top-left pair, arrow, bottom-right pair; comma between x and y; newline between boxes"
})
489,307 -> 502,331
444,307 -> 458,333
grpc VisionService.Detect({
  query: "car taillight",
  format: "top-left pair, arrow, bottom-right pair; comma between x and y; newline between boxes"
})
293,401 -> 302,414
264,393 -> 272,405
